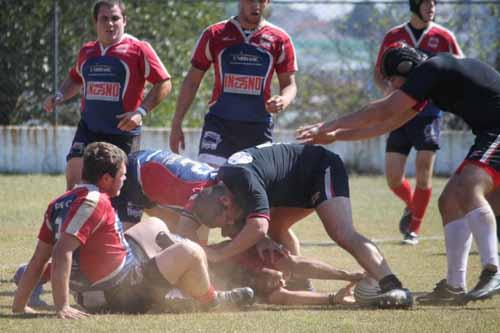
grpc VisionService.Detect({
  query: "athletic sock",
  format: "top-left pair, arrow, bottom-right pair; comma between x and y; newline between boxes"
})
390,178 -> 413,208
444,218 -> 472,289
409,187 -> 432,234
466,206 -> 499,268
195,285 -> 217,305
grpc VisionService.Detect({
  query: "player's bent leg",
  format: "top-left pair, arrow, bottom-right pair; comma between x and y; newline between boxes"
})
65,157 -> 83,190
268,207 -> 315,291
268,207 -> 313,255
316,197 -> 412,308
154,241 -> 211,296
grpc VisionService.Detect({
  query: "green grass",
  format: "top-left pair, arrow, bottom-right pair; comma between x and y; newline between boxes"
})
1,174 -> 499,332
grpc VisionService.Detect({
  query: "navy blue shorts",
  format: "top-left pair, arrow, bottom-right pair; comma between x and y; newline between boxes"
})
198,114 -> 273,166
386,116 -> 441,155
112,152 -> 153,224
67,120 -> 140,161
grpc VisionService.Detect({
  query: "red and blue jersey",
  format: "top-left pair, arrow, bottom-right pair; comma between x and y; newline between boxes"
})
191,17 -> 297,123
375,22 -> 463,117
69,34 -> 170,136
38,184 -> 132,288
132,150 -> 217,208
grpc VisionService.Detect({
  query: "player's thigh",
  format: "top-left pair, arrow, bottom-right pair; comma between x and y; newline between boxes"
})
268,207 -> 313,238
316,197 -> 355,242
154,241 -> 205,284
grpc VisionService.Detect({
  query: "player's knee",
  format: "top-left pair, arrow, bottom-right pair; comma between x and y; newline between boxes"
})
180,241 -> 206,265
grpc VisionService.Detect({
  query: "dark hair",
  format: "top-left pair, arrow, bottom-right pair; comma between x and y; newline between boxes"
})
409,0 -> 435,20
92,0 -> 126,21
191,183 -> 228,228
82,142 -> 127,184
381,43 -> 428,79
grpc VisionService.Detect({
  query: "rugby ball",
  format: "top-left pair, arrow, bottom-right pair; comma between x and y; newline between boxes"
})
354,277 -> 382,306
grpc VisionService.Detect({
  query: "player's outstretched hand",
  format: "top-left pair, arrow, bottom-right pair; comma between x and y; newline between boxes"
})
56,305 -> 90,320
333,282 -> 356,305
169,125 -> 185,154
116,111 -> 143,132
296,122 -> 338,145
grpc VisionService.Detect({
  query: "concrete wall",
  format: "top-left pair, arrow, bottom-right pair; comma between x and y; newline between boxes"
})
0,126 -> 473,175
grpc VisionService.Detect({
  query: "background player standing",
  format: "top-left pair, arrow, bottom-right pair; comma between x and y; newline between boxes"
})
373,0 -> 463,244
43,0 -> 171,191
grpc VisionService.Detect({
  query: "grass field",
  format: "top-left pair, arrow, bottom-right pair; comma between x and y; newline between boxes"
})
1,174 -> 499,332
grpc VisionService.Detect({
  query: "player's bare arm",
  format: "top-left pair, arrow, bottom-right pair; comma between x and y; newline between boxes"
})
170,67 -> 206,153
266,72 -> 296,114
297,90 -> 417,144
205,217 -> 268,263
117,78 -> 172,132
43,77 -> 82,113
51,234 -> 90,319
12,241 -> 52,314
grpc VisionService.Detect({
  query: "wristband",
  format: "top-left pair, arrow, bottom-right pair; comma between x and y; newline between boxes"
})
136,106 -> 148,117
328,292 -> 336,305
54,91 -> 63,102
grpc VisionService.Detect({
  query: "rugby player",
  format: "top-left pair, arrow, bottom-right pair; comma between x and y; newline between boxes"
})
177,143 -> 414,309
297,43 -> 500,304
43,0 -> 171,191
12,142 -> 253,318
373,0 -> 463,245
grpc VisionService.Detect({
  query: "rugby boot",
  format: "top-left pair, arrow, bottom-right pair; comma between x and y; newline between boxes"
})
416,279 -> 466,306
375,274 -> 413,309
13,263 -> 48,307
402,232 -> 419,245
214,287 -> 255,308
464,265 -> 500,302
399,207 -> 412,235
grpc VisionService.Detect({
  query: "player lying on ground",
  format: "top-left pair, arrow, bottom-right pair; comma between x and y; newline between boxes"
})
11,142 -> 253,318
177,143 -> 414,309
297,42 -> 500,305
204,224 -> 365,306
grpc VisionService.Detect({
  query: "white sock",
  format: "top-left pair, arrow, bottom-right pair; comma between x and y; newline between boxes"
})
445,217 -> 472,289
466,206 -> 499,269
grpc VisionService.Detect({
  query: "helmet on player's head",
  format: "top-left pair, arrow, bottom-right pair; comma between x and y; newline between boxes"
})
381,42 -> 428,79
409,0 -> 435,21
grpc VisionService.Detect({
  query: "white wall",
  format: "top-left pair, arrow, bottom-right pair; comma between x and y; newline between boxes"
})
0,126 -> 473,175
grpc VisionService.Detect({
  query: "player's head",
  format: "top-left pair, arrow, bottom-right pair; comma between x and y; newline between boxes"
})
238,0 -> 271,27
82,142 -> 127,197
409,0 -> 436,23
92,1 -> 127,47
381,42 -> 428,80
189,183 -> 243,228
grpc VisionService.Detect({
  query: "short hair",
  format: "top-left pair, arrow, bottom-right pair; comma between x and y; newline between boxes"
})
92,0 -> 126,21
190,183 -> 228,228
82,142 -> 127,184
